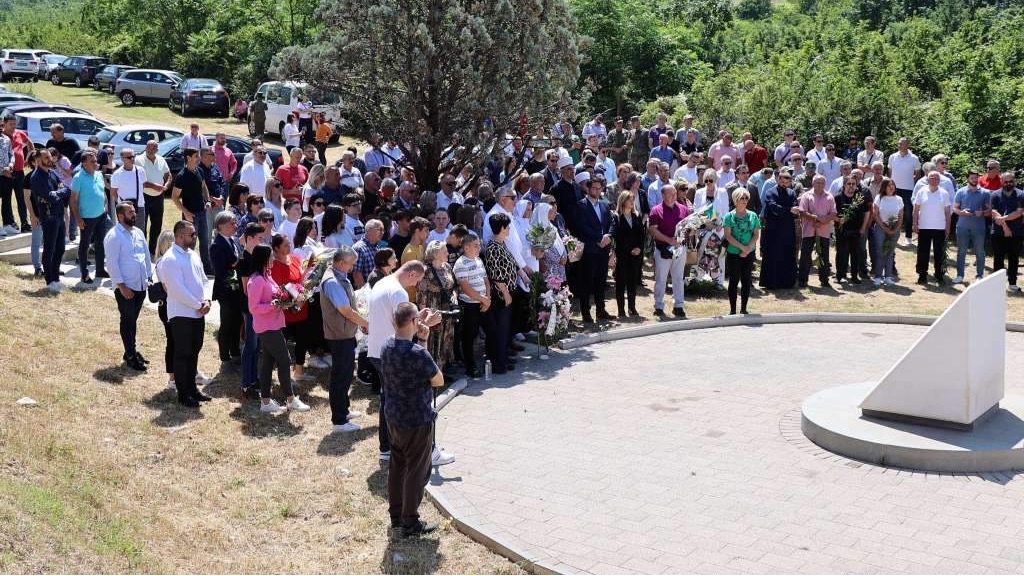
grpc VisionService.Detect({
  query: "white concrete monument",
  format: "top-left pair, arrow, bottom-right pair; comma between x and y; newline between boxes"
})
859,270 -> 1007,429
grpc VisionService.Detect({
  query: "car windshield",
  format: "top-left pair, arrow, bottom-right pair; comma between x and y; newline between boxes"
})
95,129 -> 116,143
298,86 -> 340,105
9,52 -> 33,60
45,55 -> 65,64
190,80 -> 222,90
169,73 -> 184,84
157,136 -> 183,156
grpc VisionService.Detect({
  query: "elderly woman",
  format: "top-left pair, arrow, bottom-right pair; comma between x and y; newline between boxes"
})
483,213 -> 517,375
610,191 -> 646,318
367,247 -> 397,288
529,202 -> 567,284
264,178 -> 285,228
210,210 -> 244,364
269,233 -> 314,383
723,189 -> 761,315
416,240 -> 458,375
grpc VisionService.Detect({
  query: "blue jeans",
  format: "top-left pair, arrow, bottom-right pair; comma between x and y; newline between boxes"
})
240,310 -> 260,388
190,209 -> 212,274
30,224 -> 42,269
870,223 -> 897,279
78,214 -> 111,276
956,225 -> 987,278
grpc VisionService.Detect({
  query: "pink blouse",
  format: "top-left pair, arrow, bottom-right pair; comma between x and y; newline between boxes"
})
246,273 -> 286,334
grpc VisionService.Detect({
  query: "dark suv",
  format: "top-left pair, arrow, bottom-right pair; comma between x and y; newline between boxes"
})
50,56 -> 109,87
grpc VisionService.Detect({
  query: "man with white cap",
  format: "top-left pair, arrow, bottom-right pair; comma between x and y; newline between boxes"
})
552,155 -> 581,230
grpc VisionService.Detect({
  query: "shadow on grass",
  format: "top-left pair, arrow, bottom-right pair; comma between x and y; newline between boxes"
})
20,287 -> 56,298
762,287 -> 808,301
227,402 -> 304,438
93,365 -> 146,385
366,460 -> 388,499
142,389 -> 205,428
316,427 -> 375,458
382,532 -> 441,575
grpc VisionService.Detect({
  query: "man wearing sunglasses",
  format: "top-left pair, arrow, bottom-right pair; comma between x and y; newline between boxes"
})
238,147 -> 273,199
110,148 -> 147,235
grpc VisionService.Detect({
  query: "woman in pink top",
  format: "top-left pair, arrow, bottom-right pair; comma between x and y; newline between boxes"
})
247,244 -> 310,415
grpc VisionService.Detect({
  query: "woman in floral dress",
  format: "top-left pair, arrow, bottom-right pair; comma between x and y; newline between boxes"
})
415,240 -> 457,374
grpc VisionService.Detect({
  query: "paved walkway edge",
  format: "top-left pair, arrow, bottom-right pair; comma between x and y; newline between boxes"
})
558,312 -> 1024,350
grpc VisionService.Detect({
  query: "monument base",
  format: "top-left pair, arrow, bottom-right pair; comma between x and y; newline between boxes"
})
802,383 -> 1024,473
861,403 -> 1000,432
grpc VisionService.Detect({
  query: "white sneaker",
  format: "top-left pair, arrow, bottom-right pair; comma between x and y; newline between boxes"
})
286,397 -> 311,412
872,278 -> 882,287
379,450 -> 391,461
260,399 -> 286,415
306,356 -> 329,369
47,281 -> 62,292
514,332 -> 526,342
195,373 -> 212,386
1010,284 -> 1021,292
332,422 -> 361,433
953,275 -> 964,284
166,380 -> 177,390
884,277 -> 896,286
2,224 -> 18,236
432,446 -> 456,466
322,355 -> 333,367
347,409 -> 362,419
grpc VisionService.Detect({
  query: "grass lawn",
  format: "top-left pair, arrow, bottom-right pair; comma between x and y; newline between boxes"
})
5,82 -> 360,165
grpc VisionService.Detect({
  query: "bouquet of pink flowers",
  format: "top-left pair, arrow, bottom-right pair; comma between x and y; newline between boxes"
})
272,282 -> 307,312
537,275 -> 573,344
562,234 -> 584,263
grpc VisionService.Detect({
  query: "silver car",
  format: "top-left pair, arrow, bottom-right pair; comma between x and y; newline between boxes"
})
95,124 -> 184,154
115,69 -> 183,106
40,54 -> 66,80
16,111 -> 109,149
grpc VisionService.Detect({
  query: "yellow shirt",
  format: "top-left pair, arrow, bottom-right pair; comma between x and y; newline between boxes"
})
315,123 -> 333,144
401,243 -> 424,300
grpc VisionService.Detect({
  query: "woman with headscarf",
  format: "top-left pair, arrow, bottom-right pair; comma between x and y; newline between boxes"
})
529,202 -> 568,284
511,199 -> 538,340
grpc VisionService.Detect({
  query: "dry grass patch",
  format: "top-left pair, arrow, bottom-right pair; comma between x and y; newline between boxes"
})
0,262 -> 524,574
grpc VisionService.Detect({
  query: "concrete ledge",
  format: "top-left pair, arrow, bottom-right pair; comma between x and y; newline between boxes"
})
556,311 -> 1024,351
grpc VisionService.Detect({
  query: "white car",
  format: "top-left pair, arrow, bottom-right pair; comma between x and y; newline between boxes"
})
248,80 -> 341,142
16,112 -> 109,149
95,124 -> 184,155
0,49 -> 40,82
40,54 -> 66,80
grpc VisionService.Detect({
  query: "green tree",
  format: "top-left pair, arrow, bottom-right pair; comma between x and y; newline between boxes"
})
271,0 -> 584,189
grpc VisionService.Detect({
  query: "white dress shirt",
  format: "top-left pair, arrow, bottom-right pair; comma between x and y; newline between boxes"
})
238,160 -> 272,197
157,244 -> 208,320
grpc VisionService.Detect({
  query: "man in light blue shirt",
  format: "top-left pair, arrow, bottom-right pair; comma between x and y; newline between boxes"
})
70,150 -> 111,283
953,169 -> 992,282
104,202 -> 152,370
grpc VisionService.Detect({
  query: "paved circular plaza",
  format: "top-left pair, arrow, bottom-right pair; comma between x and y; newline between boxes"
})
431,323 -> 1024,574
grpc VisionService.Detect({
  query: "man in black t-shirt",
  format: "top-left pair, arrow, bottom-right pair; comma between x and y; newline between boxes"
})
834,175 -> 871,284
172,148 -> 213,274
45,124 -> 81,165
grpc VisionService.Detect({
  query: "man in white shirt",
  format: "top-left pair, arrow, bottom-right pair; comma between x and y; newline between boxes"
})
238,148 -> 273,197
136,140 -> 171,253
912,161 -> 956,201
181,123 -> 208,151
912,171 -> 952,285
805,134 -> 828,165
856,136 -> 884,170
816,144 -> 841,186
774,129 -> 801,167
156,220 -> 211,407
484,186 -> 532,291
110,148 -> 148,234
827,161 -> 854,196
887,137 -> 921,244
673,153 -> 698,186
363,134 -> 393,174
435,174 -> 464,210
338,151 -> 364,191
427,208 -> 450,245
581,114 -> 607,146
716,156 -> 736,188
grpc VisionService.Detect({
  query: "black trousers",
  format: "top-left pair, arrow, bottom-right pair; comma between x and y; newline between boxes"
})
577,250 -> 609,316
726,252 -> 754,313
0,171 -> 26,228
115,288 -> 146,359
327,338 -> 356,425
299,118 -> 314,145
896,188 -> 914,238
387,422 -> 433,526
459,301 -> 482,372
78,215 -> 110,276
284,319 -> 310,365
915,229 -> 946,279
170,316 -> 204,402
158,303 -> 174,374
216,294 -> 242,360
315,142 -> 328,165
144,194 -> 164,255
485,301 -> 511,372
40,216 -> 66,284
835,232 -> 864,280
614,253 -> 642,314
992,235 -> 1022,285
369,357 -> 390,453
799,236 -> 831,283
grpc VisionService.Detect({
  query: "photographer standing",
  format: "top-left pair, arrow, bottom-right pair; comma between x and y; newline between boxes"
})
415,241 -> 457,378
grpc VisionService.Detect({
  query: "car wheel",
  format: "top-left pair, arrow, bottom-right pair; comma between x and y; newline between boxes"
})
120,91 -> 136,106
50,74 -> 61,86
109,83 -> 115,95
74,74 -> 83,88
93,81 -> 100,91
0,71 -> 5,82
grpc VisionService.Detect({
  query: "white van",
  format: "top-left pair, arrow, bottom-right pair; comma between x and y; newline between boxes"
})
248,81 -> 341,142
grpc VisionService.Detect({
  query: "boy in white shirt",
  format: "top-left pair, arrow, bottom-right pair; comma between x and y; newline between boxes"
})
427,208 -> 451,245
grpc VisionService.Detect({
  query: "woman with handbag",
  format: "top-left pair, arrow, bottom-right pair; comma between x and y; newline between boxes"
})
415,240 -> 458,376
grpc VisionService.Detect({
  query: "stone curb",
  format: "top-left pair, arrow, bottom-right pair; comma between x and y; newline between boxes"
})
558,312 -> 1024,350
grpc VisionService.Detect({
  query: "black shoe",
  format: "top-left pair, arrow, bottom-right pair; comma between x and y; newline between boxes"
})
466,368 -> 483,379
21,223 -> 31,233
596,310 -> 614,321
821,280 -> 831,288
629,308 -> 640,317
836,275 -> 847,283
178,396 -> 201,408
798,281 -> 808,288
390,517 -> 402,529
617,311 -> 627,319
581,313 -> 594,323
934,274 -> 945,284
402,520 -> 438,538
34,267 -> 43,277
125,357 -> 147,371
653,309 -> 666,318
740,309 -> 749,315
193,392 -> 213,402
672,307 -> 686,318
134,352 -> 150,365
95,270 -> 110,279
917,275 -> 928,285
81,274 -> 94,284
850,277 -> 862,285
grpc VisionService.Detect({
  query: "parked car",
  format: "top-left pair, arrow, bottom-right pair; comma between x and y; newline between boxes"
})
0,49 -> 40,82
157,133 -> 283,178
248,80 -> 341,142
169,78 -> 230,117
96,124 -> 184,155
93,65 -> 136,94
16,112 -> 109,149
50,55 -> 109,87
0,103 -> 93,118
115,69 -> 183,106
0,94 -> 41,107
40,54 -> 66,80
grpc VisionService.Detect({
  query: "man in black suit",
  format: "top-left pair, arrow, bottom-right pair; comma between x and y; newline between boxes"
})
551,156 -> 580,231
210,212 -> 243,365
569,173 -> 613,323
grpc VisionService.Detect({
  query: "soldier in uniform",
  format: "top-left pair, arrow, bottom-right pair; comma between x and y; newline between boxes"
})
607,117 -> 629,166
626,116 -> 650,170
249,93 -> 268,139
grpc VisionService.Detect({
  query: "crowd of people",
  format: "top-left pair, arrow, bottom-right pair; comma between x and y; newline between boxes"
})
5,108 -> 1024,537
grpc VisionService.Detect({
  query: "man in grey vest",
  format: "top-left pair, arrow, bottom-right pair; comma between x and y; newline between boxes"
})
321,246 -> 369,433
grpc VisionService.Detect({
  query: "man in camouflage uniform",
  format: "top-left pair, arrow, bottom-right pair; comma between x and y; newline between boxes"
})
626,115 -> 650,170
606,117 -> 629,166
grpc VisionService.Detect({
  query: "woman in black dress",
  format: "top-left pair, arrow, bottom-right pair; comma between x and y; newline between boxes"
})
610,190 -> 646,318
759,172 -> 800,289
